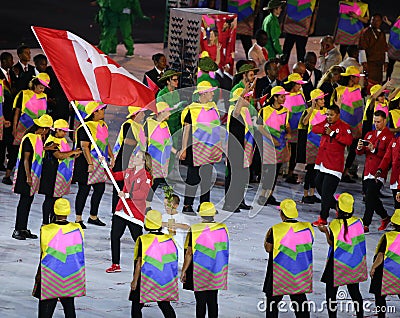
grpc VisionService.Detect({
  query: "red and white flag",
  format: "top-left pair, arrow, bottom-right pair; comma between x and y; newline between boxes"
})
31,26 -> 156,111
145,74 -> 159,95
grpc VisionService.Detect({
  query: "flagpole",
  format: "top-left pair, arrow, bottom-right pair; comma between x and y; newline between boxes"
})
70,101 -> 143,227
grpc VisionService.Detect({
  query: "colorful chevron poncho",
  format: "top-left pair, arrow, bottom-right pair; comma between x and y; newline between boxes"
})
13,133 -> 44,196
113,119 -> 146,159
337,86 -> 364,138
135,234 -> 178,303
227,0 -> 255,22
181,102 -> 223,167
283,92 -> 307,143
335,1 -> 369,45
45,135 -> 74,197
146,118 -> 172,179
260,106 -> 289,164
306,108 -> 326,164
73,101 -> 89,132
329,217 -> 367,287
272,222 -> 314,296
227,105 -> 255,168
38,222 -> 85,300
388,17 -> 400,61
185,223 -> 229,292
283,0 -> 317,37
390,109 -> 400,137
13,90 -> 47,145
379,231 -> 400,296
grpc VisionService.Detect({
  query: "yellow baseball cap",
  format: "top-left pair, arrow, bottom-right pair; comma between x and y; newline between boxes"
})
126,106 -> 143,118
193,81 -> 218,94
340,66 -> 365,77
53,119 -> 73,131
229,88 -> 244,102
393,91 -> 400,101
199,202 -> 216,217
35,72 -> 50,88
54,198 -> 71,216
271,86 -> 290,96
33,114 -> 53,128
370,84 -> 389,97
337,193 -> 354,213
280,199 -> 298,219
84,101 -> 107,119
391,209 -> 400,226
145,210 -> 162,230
284,73 -> 307,85
309,88 -> 328,102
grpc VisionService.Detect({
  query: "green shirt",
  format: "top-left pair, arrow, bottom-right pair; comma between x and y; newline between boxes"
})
230,81 -> 258,118
262,13 -> 282,59
156,86 -> 182,135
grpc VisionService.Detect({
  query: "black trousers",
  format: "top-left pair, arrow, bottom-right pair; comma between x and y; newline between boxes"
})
304,164 -> 316,190
250,130 -> 262,181
288,142 -> 297,172
339,45 -> 349,59
266,293 -> 310,318
38,297 -> 76,318
112,180 -> 125,214
0,126 -> 13,167
261,163 -> 282,192
15,194 -> 34,230
345,139 -> 358,170
326,283 -> 363,318
183,164 -> 213,207
363,179 -> 388,226
374,294 -> 400,318
238,34 -> 253,57
386,58 -> 396,81
392,189 -> 400,209
315,171 -> 340,220
224,159 -> 249,209
130,286 -> 176,318
283,33 -> 308,62
194,290 -> 218,318
75,182 -> 105,216
110,214 -> 142,264
5,144 -> 19,171
147,177 -> 166,202
42,195 -> 58,225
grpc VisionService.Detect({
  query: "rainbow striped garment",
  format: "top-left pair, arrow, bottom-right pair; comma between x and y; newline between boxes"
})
38,223 -> 85,300
284,0 -> 317,37
113,119 -> 146,159
329,217 -> 367,287
260,106 -> 289,164
272,222 -> 314,296
186,223 -> 229,292
146,118 -> 172,179
380,232 -> 400,296
307,108 -> 326,147
227,105 -> 255,168
227,0 -> 255,22
73,101 -> 89,131
135,234 -> 178,303
13,90 -> 47,145
390,109 -> 400,137
181,102 -> 223,167
13,133 -> 44,196
338,86 -> 364,138
335,1 -> 369,45
388,17 -> 400,60
45,135 -> 74,197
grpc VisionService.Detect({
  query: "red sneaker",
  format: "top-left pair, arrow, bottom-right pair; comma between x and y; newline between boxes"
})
312,217 -> 327,227
378,217 -> 390,231
106,264 -> 121,273
364,226 -> 370,233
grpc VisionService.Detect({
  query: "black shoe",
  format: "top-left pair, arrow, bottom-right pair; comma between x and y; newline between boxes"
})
239,202 -> 253,210
2,176 -> 12,185
310,195 -> 321,203
301,196 -> 314,204
22,229 -> 38,239
77,221 -> 87,229
341,175 -> 356,183
222,204 -> 241,213
12,230 -> 26,240
182,205 -> 196,216
88,217 -> 106,226
267,196 -> 281,206
285,175 -> 299,184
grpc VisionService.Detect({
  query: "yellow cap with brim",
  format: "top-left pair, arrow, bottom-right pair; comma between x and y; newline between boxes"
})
126,106 -> 144,118
271,86 -> 290,96
340,66 -> 365,77
393,91 -> 400,101
284,73 -> 307,85
391,209 -> 400,225
35,72 -> 51,88
145,210 -> 162,230
153,102 -> 173,114
54,198 -> 71,216
370,84 -> 390,96
193,81 -> 218,94
53,119 -> 73,132
33,114 -> 53,128
199,202 -> 216,217
84,101 -> 107,119
229,88 -> 244,102
308,88 -> 328,102
337,192 -> 354,213
280,199 -> 298,219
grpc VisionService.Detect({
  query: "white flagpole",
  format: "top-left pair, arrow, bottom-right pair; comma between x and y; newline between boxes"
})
70,101 -> 143,226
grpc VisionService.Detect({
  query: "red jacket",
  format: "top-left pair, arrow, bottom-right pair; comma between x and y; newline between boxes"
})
356,127 -> 393,179
312,119 -> 353,173
112,168 -> 152,222
378,136 -> 400,186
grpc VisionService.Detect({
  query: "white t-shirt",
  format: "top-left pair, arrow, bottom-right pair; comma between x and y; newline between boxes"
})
162,213 -> 191,266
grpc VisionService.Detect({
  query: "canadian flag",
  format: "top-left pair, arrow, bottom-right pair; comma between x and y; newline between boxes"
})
31,26 -> 156,112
